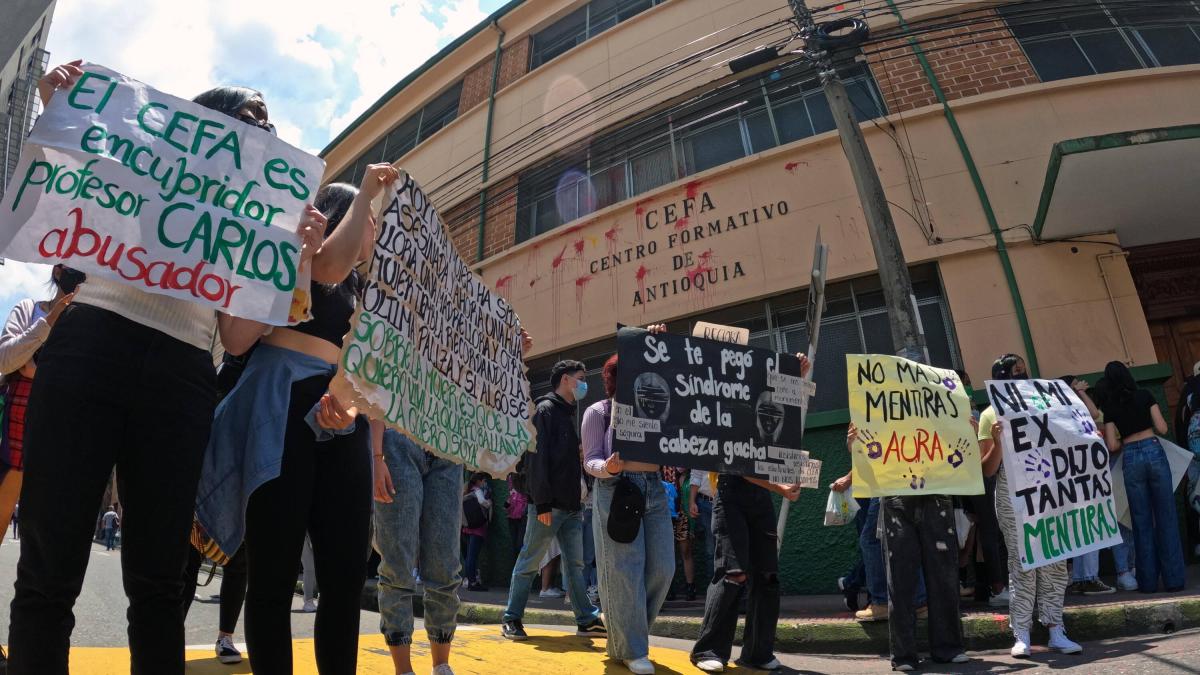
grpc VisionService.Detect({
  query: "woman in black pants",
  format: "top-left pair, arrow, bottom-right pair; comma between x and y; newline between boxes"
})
8,63 -> 323,675
196,170 -> 396,674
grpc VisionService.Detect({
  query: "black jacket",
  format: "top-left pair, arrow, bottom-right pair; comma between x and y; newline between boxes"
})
528,392 -> 582,514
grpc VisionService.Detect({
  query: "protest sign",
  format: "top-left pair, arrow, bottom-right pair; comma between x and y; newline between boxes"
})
0,64 -> 323,324
1112,436 -> 1194,528
331,173 -> 535,476
986,378 -> 1121,570
612,326 -> 811,481
847,354 -> 982,497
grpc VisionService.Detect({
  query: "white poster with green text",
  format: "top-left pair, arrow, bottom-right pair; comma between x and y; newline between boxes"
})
332,174 -> 535,476
986,378 -> 1121,570
0,63 -> 323,324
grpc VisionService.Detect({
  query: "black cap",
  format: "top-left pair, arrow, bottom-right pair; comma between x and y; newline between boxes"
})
606,476 -> 645,544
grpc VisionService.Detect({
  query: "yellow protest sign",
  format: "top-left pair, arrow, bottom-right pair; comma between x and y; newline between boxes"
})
847,355 -> 983,497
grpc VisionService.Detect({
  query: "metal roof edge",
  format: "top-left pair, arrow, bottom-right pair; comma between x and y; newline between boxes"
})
318,0 -> 526,158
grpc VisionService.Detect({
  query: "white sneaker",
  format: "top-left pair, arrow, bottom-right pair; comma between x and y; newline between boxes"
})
625,657 -> 655,674
302,599 -> 317,613
1117,572 -> 1138,591
1011,629 -> 1031,658
949,654 -> 970,664
695,658 -> 725,672
989,588 -> 1011,607
215,635 -> 242,664
433,664 -> 455,675
540,587 -> 566,598
757,658 -> 781,670
1048,626 -> 1082,654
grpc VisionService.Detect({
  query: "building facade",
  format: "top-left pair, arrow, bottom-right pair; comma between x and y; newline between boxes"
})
0,0 -> 55,202
322,0 -> 1200,592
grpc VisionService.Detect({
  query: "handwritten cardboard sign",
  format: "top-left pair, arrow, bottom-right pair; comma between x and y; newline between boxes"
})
848,354 -> 982,497
613,326 -> 810,481
331,174 -> 535,476
986,378 -> 1120,570
0,64 -> 322,323
692,321 -> 749,346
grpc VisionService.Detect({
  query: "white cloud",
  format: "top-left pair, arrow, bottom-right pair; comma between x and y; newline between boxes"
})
0,260 -> 52,318
44,0 -> 503,156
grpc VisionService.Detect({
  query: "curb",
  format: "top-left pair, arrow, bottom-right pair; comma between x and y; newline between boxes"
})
360,581 -> 1200,654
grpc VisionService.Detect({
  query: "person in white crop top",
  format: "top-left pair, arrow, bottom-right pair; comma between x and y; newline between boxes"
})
5,61 -> 327,675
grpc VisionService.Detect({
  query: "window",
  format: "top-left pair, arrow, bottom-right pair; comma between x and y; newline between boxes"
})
332,82 -> 463,185
530,0 -> 664,70
524,265 -> 959,417
1000,0 -> 1200,81
515,59 -> 885,242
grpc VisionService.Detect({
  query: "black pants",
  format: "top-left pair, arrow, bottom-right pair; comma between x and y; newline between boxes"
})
691,478 -> 779,668
965,475 -> 1007,599
882,495 -> 964,668
508,516 -> 526,561
8,304 -> 217,675
243,375 -> 372,675
182,545 -> 249,634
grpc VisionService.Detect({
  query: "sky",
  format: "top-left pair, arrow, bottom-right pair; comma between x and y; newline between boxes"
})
0,0 -> 508,314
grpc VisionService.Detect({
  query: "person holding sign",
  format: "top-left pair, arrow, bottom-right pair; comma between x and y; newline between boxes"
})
1098,361 -> 1184,593
582,329 -> 675,675
979,354 -> 1082,658
501,361 -> 605,641
6,63 -> 326,675
690,355 -> 810,674
196,171 -> 397,675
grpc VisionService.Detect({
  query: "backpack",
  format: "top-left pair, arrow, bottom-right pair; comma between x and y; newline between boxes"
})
463,491 -> 489,529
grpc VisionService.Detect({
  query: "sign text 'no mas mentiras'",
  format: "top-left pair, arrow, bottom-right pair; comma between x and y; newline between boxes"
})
987,378 -> 1120,570
0,63 -> 323,324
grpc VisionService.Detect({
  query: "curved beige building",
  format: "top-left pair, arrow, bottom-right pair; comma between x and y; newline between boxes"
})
323,0 -> 1200,592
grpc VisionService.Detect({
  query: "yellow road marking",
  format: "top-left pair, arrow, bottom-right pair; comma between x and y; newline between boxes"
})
66,627 -> 762,674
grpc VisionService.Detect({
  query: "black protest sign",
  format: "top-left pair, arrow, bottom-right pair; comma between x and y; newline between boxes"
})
613,327 -> 808,480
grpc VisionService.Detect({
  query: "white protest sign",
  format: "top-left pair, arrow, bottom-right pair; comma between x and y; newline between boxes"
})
986,378 -> 1121,570
0,64 -> 322,324
331,174 -> 535,477
1111,436 -> 1194,528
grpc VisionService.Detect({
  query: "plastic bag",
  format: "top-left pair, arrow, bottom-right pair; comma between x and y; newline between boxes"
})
824,487 -> 860,527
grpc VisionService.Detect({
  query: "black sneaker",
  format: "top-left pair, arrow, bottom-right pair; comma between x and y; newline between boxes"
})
501,620 -> 528,641
577,618 -> 606,636
1080,579 -> 1116,596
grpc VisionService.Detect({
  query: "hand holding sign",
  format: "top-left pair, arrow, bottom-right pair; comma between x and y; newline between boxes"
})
37,60 -> 84,106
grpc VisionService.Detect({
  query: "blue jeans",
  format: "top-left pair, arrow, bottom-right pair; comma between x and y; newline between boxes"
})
1112,524 -> 1136,574
374,431 -> 463,646
103,527 -> 117,550
503,505 -> 600,626
1070,549 -> 1099,582
861,498 -> 926,606
593,473 -> 674,660
463,534 -> 485,585
1123,437 -> 1186,592
842,500 -> 869,591
582,506 -> 597,589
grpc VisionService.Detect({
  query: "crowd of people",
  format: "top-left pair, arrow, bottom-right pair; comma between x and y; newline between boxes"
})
0,59 -> 1197,675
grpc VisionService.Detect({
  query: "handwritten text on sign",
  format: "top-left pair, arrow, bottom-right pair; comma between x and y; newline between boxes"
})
986,379 -> 1120,570
848,355 -> 982,497
332,175 -> 535,477
0,64 -> 322,324
613,327 -> 812,480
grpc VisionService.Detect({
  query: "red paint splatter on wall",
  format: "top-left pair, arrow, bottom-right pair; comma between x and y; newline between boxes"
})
635,264 -> 650,312
495,275 -> 514,296
673,217 -> 690,231
685,181 -> 702,200
574,275 -> 594,322
573,238 -> 586,256
785,161 -> 808,174
528,276 -> 542,288
551,244 -> 569,270
604,224 -> 621,242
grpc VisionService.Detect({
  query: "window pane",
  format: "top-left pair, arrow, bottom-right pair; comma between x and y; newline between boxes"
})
680,117 -> 745,175
418,83 -> 462,141
806,94 -> 836,136
846,78 -> 884,121
860,312 -> 893,355
1023,38 -> 1096,80
1137,26 -> 1200,66
1076,31 -> 1142,73
919,302 -> 956,370
532,6 -> 588,68
744,108 -> 776,153
772,97 -> 814,144
806,318 -> 861,413
384,116 -> 420,161
592,163 -> 627,210
630,143 -> 675,193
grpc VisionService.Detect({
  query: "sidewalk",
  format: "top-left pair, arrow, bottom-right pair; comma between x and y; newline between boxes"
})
363,565 -> 1200,654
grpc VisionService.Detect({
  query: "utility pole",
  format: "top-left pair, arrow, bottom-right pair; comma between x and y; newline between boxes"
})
789,0 -> 927,364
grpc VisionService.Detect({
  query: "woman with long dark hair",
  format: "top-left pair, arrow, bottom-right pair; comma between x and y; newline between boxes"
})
1099,360 -> 1184,593
7,63 -> 326,675
196,169 -> 397,674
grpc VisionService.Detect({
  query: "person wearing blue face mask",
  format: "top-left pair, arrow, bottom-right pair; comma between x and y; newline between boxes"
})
501,360 -> 605,641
